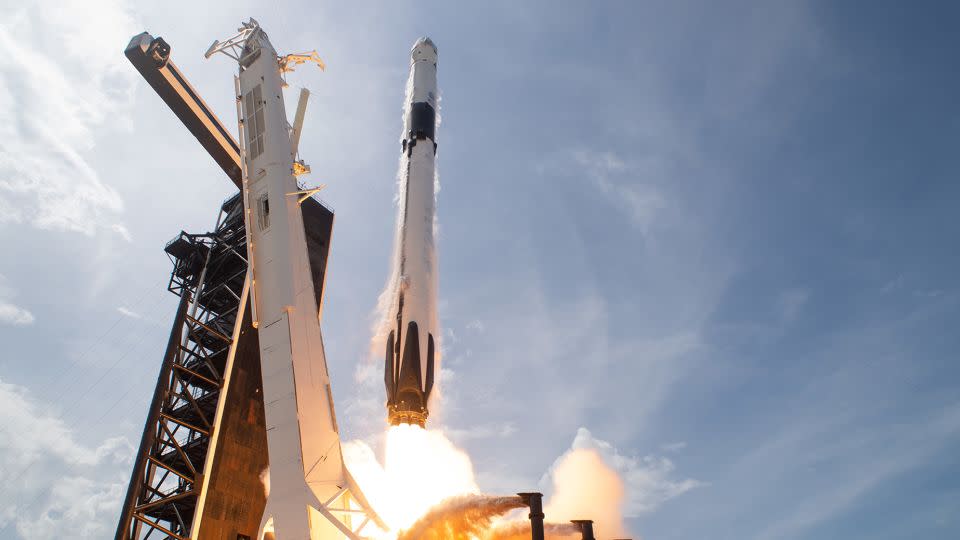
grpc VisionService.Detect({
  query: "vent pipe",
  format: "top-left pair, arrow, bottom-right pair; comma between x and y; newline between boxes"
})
571,520 -> 595,540
517,492 -> 545,540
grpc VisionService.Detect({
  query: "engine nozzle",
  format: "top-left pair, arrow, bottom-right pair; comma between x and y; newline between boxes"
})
387,402 -> 427,427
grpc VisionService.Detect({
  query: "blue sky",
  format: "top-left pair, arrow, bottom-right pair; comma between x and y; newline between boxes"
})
1,0 -> 958,538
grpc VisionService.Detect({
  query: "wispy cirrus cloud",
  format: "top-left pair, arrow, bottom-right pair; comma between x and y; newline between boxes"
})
116,307 -> 141,319
536,148 -> 666,234
751,402 -> 960,540
572,149 -> 666,233
661,441 -> 687,453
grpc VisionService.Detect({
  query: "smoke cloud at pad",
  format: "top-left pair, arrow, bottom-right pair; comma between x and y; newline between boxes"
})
543,447 -> 629,538
343,425 -> 633,539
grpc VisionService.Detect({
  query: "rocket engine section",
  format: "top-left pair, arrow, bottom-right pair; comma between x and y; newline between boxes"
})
385,37 -> 440,427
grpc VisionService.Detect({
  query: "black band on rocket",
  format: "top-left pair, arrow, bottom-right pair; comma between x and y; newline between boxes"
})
409,102 -> 436,141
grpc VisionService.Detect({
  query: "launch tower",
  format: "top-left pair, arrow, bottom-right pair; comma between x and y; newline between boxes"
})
116,22 -> 379,540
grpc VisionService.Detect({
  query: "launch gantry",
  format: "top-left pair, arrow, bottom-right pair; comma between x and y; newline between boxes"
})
116,25 -> 358,540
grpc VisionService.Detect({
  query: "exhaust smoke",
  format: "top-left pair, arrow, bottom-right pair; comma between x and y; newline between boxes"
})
397,495 -> 525,540
483,521 -> 581,540
543,447 -> 628,538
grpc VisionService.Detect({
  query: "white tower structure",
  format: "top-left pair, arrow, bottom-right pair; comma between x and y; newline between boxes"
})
206,19 -> 382,540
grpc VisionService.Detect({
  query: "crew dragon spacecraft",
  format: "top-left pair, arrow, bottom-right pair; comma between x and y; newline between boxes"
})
384,38 -> 441,428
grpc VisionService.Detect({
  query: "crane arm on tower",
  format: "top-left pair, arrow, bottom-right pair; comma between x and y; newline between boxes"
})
125,32 -> 243,188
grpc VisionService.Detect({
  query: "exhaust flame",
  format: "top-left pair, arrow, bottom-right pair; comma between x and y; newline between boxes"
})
345,426 -> 633,539
384,424 -> 479,529
344,424 -> 479,536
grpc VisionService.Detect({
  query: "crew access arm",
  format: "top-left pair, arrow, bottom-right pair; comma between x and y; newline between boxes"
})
125,33 -> 243,187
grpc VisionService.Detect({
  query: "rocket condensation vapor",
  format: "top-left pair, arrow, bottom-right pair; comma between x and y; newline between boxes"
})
384,37 -> 440,427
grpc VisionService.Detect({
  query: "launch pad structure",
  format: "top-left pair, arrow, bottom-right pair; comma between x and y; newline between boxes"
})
117,20 -> 626,540
117,29 -> 350,540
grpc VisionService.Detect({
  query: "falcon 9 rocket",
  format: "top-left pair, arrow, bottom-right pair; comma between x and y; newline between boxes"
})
384,37 -> 440,428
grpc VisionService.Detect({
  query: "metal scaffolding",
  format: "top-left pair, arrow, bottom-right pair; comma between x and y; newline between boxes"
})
120,30 -> 338,540
117,194 -> 249,540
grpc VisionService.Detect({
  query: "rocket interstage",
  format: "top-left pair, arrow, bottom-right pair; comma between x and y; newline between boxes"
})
385,37 -> 440,428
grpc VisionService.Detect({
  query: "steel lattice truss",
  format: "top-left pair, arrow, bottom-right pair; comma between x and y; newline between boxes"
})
118,194 -> 249,540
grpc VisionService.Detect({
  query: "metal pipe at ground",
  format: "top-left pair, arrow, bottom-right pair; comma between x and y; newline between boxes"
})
517,492 -> 545,540
571,520 -> 595,540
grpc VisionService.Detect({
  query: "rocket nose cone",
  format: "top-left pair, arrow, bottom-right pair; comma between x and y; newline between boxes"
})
411,36 -> 437,63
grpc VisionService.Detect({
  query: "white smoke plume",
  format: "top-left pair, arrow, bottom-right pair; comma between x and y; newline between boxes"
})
543,447 -> 629,538
259,466 -> 270,498
549,428 -> 703,519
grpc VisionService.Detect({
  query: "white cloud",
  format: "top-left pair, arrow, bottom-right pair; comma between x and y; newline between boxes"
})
0,274 -> 34,326
116,306 -> 141,319
0,377 -> 134,539
535,148 -> 664,230
0,302 -> 34,326
542,428 -> 703,518
13,477 -> 126,539
0,0 -> 139,236
110,224 -> 133,242
661,441 -> 687,452
444,327 -> 459,347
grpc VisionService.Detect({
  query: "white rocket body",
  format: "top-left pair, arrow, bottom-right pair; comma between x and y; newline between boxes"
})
384,38 -> 440,427
220,21 -> 379,540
